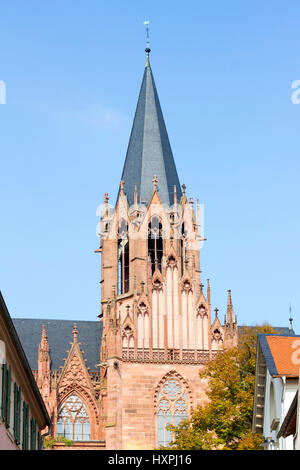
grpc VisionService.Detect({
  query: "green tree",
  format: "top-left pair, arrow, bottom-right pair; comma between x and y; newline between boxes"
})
164,324 -> 275,450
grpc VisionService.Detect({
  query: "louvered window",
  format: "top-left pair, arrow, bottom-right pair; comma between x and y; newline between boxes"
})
1,362 -> 11,428
37,431 -> 41,450
13,383 -> 21,443
30,417 -> 37,450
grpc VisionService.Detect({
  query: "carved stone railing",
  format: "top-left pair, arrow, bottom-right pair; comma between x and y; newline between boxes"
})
122,348 -> 219,364
32,370 -> 101,383
89,371 -> 101,383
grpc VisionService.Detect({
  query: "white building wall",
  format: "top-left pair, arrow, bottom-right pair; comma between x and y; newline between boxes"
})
263,371 -> 298,450
279,378 -> 298,450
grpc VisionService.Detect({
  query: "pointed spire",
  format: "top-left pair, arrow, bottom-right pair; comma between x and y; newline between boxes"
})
38,325 -> 50,384
118,52 -> 182,207
40,325 -> 49,351
226,289 -> 234,326
207,279 -> 211,306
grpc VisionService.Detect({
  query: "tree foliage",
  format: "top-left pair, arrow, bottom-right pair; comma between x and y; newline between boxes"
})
164,324 -> 275,450
43,434 -> 74,449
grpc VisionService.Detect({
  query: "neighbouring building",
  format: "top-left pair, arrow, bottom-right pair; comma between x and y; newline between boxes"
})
252,333 -> 300,450
12,46 -> 240,450
276,387 -> 299,447
0,292 -> 51,450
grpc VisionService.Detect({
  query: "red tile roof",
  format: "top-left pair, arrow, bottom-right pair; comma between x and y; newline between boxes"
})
266,336 -> 300,377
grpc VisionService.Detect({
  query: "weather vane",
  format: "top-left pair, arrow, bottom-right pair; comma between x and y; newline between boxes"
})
289,303 -> 293,331
143,20 -> 150,52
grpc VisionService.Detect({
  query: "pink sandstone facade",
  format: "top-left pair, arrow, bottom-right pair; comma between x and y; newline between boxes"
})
97,178 -> 237,450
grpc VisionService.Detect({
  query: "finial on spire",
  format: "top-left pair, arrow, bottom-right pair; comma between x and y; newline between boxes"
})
42,324 -> 47,338
152,174 -> 158,191
72,324 -> 78,343
143,20 -> 151,65
226,289 -> 234,326
227,289 -> 232,306
40,325 -> 49,350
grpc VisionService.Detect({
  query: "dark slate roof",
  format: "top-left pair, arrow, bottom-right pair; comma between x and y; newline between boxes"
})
119,58 -> 182,207
238,325 -> 295,337
12,319 -> 102,371
258,334 -> 280,376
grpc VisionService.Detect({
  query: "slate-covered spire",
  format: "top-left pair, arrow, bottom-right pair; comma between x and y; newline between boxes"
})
119,50 -> 182,207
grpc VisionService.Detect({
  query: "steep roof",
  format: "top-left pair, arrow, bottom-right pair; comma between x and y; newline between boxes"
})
12,318 -> 102,371
119,55 -> 182,207
258,334 -> 300,378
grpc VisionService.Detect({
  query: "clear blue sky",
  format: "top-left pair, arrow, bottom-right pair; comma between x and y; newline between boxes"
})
0,1 -> 299,333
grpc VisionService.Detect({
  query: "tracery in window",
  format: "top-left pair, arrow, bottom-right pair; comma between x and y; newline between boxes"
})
156,375 -> 189,447
56,394 -> 90,441
148,216 -> 163,275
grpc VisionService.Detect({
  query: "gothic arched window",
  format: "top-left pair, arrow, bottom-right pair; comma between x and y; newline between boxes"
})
148,216 -> 163,275
118,219 -> 129,294
156,375 -> 189,447
56,394 -> 90,441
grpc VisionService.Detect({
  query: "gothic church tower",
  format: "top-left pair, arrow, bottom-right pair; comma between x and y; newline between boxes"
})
97,47 -> 237,450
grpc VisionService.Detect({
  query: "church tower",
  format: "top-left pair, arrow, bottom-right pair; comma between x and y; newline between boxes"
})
97,46 -> 238,450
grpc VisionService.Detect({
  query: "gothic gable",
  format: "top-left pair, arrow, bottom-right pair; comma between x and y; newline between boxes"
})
57,326 -> 95,401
